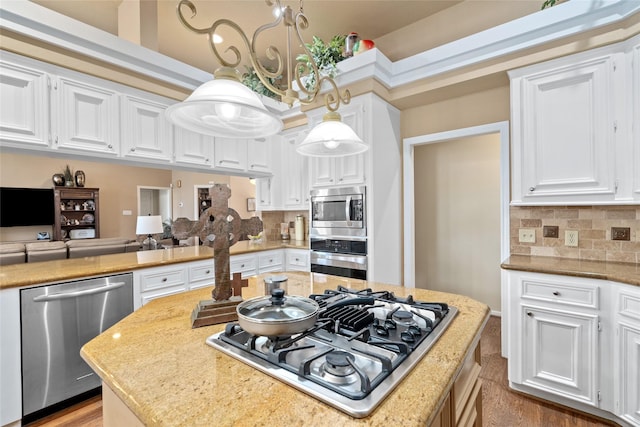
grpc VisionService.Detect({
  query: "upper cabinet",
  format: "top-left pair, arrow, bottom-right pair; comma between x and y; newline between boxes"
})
0,51 -> 274,178
281,129 -> 309,210
52,75 -> 120,156
121,94 -> 173,163
308,102 -> 366,188
173,127 -> 214,167
509,36 -> 639,205
0,59 -> 50,148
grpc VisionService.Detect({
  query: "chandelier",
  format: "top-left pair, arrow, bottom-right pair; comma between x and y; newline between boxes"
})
165,0 -> 367,157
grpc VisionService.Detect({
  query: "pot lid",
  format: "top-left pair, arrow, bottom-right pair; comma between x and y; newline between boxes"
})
237,288 -> 319,322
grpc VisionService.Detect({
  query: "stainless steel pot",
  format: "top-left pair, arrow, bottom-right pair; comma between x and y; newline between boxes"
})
236,288 -> 374,337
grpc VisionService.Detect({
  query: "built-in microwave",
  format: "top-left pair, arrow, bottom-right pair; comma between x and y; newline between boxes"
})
309,186 -> 366,238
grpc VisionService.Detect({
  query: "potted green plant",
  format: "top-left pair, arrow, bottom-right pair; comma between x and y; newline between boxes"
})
295,34 -> 346,92
241,65 -> 281,100
62,165 -> 74,187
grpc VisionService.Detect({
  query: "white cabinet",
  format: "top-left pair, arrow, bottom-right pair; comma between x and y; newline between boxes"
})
308,102 -> 366,188
121,94 -> 173,163
133,264 -> 188,309
285,248 -> 309,272
173,127 -> 215,167
214,137 -> 248,172
0,58 -> 50,148
510,37 -> 639,205
519,305 -> 599,405
52,75 -> 120,156
247,137 -> 273,175
188,259 -> 215,290
615,286 -> 640,425
507,271 -> 606,409
0,287 -> 21,426
630,40 -> 640,202
258,249 -> 284,273
281,129 -> 310,210
256,177 -> 274,209
230,253 -> 258,278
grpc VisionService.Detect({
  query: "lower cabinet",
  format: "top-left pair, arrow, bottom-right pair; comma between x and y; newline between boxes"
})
616,287 -> 640,426
519,305 -> 599,405
230,253 -> 258,278
431,338 -> 482,427
285,249 -> 310,272
257,249 -> 284,274
133,265 -> 188,310
133,251 -> 310,309
505,269 -> 640,425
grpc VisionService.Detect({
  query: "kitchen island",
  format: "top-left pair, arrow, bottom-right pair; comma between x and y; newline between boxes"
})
81,272 -> 490,426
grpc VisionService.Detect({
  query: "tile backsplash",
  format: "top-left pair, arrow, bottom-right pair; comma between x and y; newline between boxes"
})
510,206 -> 640,263
261,211 -> 308,241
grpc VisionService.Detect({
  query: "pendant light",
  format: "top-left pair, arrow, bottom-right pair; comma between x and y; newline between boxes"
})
165,67 -> 283,138
297,111 -> 366,157
168,0 -> 366,156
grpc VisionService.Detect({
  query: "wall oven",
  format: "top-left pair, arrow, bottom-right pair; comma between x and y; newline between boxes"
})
310,185 -> 366,238
310,238 -> 367,280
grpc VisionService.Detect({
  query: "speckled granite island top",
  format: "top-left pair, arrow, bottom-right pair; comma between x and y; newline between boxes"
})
502,255 -> 640,287
0,240 -> 308,289
81,272 -> 489,427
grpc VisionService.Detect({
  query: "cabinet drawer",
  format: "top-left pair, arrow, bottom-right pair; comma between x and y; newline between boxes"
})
189,261 -> 214,284
286,250 -> 309,271
521,278 -> 598,309
259,251 -> 283,270
230,255 -> 257,277
618,290 -> 640,322
139,267 -> 186,292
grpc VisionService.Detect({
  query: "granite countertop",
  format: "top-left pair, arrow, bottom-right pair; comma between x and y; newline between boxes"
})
502,255 -> 640,287
0,240 -> 308,290
81,272 -> 490,427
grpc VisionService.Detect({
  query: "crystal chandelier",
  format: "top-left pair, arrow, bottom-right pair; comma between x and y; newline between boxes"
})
165,0 -> 367,157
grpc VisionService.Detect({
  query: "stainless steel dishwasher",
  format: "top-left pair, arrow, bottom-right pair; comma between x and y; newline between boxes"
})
20,273 -> 133,418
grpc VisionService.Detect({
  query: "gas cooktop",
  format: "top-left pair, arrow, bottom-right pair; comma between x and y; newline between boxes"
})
206,285 -> 457,418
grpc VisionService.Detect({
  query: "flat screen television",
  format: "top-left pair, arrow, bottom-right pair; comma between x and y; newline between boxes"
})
0,187 -> 55,227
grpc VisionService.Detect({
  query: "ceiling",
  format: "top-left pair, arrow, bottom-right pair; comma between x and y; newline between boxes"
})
29,0 -> 464,73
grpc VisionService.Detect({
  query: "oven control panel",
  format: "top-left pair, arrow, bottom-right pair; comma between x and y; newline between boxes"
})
310,238 -> 367,256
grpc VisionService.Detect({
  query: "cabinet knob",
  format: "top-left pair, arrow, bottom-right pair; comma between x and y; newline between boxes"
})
260,199 -> 265,203
241,264 -> 245,268
529,186 -> 535,192
108,144 -> 113,149
339,178 -> 343,181
219,160 -> 223,164
205,158 -> 209,162
131,148 -> 136,152
526,311 -> 533,317
205,270 -> 211,274
162,277 -> 167,282
552,291 -> 560,296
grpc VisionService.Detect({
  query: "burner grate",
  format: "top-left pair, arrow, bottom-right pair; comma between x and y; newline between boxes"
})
320,305 -> 374,332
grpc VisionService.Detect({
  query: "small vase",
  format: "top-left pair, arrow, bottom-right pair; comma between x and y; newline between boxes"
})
52,174 -> 65,186
75,170 -> 86,187
64,179 -> 74,187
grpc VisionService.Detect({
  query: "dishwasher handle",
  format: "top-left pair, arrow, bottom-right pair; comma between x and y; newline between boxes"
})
32,281 -> 127,302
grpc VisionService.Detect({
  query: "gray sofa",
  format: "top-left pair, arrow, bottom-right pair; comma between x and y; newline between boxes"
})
0,238 -> 141,265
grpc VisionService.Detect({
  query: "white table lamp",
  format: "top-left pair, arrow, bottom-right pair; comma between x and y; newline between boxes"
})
136,215 -> 163,250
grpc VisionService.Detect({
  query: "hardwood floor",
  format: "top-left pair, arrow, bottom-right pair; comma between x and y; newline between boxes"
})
28,316 -> 613,426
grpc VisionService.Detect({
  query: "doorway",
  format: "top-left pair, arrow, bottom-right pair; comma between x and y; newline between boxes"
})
137,186 -> 172,225
402,122 -> 509,314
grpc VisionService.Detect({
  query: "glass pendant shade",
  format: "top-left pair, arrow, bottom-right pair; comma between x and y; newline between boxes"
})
166,71 -> 283,139
297,112 -> 367,157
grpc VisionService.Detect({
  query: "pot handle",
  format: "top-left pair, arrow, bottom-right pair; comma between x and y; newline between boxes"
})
269,288 -> 286,305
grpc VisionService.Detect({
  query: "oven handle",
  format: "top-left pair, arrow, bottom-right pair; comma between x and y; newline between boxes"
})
32,281 -> 127,302
311,251 -> 367,271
